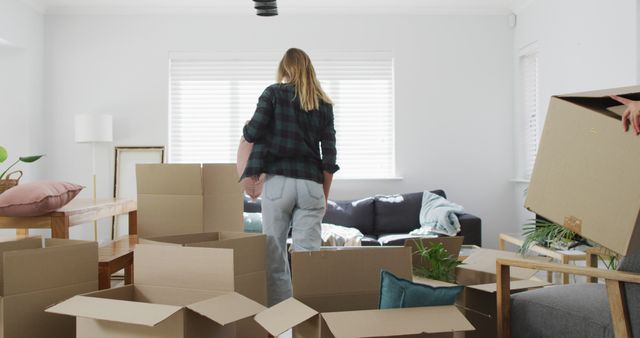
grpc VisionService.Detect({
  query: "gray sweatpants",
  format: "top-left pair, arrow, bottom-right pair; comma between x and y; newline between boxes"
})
262,175 -> 326,306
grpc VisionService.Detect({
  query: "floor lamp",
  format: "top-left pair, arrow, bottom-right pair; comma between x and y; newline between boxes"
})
74,114 -> 113,241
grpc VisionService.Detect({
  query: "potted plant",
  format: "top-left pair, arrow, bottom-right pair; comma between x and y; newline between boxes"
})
411,240 -> 463,283
0,146 -> 44,193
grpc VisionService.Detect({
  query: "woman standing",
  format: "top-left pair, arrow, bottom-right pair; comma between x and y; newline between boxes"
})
242,48 -> 339,306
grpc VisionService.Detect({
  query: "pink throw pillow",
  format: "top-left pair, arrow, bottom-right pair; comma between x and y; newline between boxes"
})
0,181 -> 84,216
237,137 -> 265,200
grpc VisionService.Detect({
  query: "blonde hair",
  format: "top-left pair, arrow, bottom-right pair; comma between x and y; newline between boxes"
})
277,48 -> 332,111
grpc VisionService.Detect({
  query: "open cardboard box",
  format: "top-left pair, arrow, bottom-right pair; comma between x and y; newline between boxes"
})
255,246 -> 474,338
47,244 -> 265,338
139,231 -> 268,337
525,85 -> 640,255
0,236 -> 97,338
136,163 -> 244,237
455,248 -> 550,338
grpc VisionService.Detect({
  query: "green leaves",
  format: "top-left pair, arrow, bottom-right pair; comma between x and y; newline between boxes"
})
19,155 -> 44,163
412,240 -> 463,283
0,147 -> 44,179
0,146 -> 7,163
519,219 -> 581,255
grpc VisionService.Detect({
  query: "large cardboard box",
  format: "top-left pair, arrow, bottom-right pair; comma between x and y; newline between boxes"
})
455,249 -> 549,338
136,163 -> 244,237
525,86 -> 640,255
0,236 -> 97,338
47,244 -> 265,338
255,246 -> 474,337
140,232 -> 268,337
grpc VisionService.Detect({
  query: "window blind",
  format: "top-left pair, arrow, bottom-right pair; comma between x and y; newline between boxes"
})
169,55 -> 395,179
521,52 -> 539,179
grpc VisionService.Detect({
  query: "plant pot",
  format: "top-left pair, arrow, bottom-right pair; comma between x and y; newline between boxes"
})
0,171 -> 22,194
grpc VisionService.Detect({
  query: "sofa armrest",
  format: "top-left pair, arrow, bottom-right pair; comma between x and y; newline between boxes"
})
458,213 -> 481,246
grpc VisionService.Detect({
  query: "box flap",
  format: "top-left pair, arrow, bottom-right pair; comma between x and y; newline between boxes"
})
203,164 -> 244,233
202,164 -> 242,194
292,247 -> 412,311
254,298 -> 318,337
136,163 -> 202,195
0,237 -> 42,296
46,295 -> 182,326
187,292 -> 266,326
556,85 -> 640,98
4,241 -> 97,296
321,305 -> 474,337
412,275 -> 459,288
135,244 -> 234,292
468,279 -> 550,293
459,249 -> 542,280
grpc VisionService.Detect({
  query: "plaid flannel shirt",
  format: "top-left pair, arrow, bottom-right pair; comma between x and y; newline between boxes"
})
242,83 -> 339,183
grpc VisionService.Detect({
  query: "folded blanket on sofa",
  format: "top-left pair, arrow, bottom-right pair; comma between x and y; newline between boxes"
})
409,191 -> 464,237
322,223 -> 364,246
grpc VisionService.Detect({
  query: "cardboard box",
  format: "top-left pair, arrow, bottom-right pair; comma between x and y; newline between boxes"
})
140,232 -> 268,337
136,163 -> 244,237
455,248 -> 550,338
0,236 -> 98,338
525,86 -> 640,255
47,244 -> 265,338
255,246 -> 474,337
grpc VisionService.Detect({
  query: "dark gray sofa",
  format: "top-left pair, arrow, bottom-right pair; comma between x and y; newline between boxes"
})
510,253 -> 640,338
244,190 -> 482,246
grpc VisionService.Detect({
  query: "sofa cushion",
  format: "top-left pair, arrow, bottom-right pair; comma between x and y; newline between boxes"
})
243,196 -> 262,213
323,197 -> 375,235
361,235 -> 381,246
511,284 -> 613,338
374,192 -> 423,235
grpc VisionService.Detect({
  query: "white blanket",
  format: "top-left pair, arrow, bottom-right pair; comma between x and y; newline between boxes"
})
409,191 -> 464,237
321,223 -> 364,246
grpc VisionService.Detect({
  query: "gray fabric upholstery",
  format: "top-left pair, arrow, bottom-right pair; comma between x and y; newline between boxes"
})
618,253 -> 640,337
511,284 -> 613,338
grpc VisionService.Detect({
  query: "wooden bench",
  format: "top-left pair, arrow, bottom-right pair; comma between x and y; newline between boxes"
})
98,235 -> 137,290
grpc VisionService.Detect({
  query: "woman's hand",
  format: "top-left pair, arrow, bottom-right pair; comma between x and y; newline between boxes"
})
611,95 -> 640,135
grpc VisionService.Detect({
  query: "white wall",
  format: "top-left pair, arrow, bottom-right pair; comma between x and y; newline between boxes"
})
0,0 -> 45,236
0,0 -> 45,180
44,14 -> 515,244
512,0 -> 639,228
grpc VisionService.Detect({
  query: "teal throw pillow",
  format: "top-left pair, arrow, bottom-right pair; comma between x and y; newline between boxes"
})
243,212 -> 263,233
379,270 -> 463,309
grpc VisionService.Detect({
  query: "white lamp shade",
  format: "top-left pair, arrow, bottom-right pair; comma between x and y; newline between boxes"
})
74,114 -> 113,143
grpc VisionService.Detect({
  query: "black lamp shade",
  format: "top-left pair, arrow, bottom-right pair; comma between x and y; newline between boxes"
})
254,0 -> 277,9
256,7 -> 278,16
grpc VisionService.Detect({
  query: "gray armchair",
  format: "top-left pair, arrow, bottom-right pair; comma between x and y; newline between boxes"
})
496,254 -> 640,338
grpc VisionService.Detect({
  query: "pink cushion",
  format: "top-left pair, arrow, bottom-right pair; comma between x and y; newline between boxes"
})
237,137 -> 265,200
0,181 -> 83,216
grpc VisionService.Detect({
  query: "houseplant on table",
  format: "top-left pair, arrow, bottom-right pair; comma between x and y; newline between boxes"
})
0,146 -> 44,194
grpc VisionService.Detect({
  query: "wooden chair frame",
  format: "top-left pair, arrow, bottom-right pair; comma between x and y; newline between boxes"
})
496,258 -> 640,338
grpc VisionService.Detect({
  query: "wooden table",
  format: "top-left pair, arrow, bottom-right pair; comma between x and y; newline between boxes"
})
98,234 -> 137,289
498,233 -> 587,284
0,198 -> 137,239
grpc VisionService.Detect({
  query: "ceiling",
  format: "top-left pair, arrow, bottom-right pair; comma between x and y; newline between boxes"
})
23,0 -> 521,15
